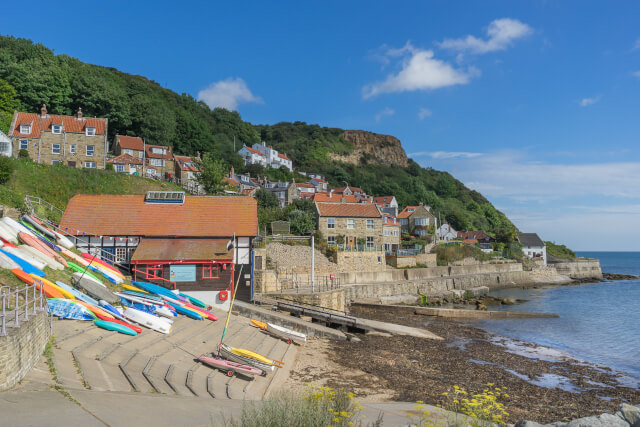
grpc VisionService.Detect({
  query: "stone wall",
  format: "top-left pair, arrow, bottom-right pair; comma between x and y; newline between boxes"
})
336,250 -> 386,272
0,310 -> 51,391
416,253 -> 437,267
386,256 -> 416,268
13,131 -> 107,168
270,288 -> 346,312
550,258 -> 602,279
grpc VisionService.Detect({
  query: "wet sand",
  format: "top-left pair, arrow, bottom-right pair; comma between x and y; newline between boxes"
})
287,305 -> 640,424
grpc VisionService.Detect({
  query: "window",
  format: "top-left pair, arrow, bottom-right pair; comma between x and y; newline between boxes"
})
150,158 -> 164,167
202,264 -> 220,279
407,208 -> 415,212
52,144 -> 61,154
86,145 -> 95,156
393,230 -> 398,237
327,218 -> 336,229
115,164 -> 125,173
366,236 -> 374,248
51,160 -> 62,166
399,218 -> 408,225
85,127 -> 96,136
123,149 -> 133,156
52,124 -> 62,134
19,124 -> 31,134
20,139 -> 29,150
84,161 -> 97,168
151,147 -> 166,155
347,219 -> 355,229
415,217 -> 429,226
115,248 -> 128,263
327,236 -> 336,245
384,229 -> 389,236
70,144 -> 76,154
146,266 -> 163,278
366,219 -> 374,229
0,141 -> 8,153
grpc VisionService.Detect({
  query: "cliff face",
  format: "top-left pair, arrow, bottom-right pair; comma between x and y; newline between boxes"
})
330,130 -> 409,168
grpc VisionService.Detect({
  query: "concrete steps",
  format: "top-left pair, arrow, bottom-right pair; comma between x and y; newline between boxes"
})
49,310 -> 296,400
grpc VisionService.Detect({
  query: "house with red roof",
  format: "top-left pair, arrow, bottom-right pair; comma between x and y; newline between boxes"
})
382,213 -> 401,253
174,154 -> 203,194
398,203 -> 436,238
315,201 -> 383,250
107,153 -> 142,174
112,135 -> 144,160
8,105 -> 107,169
309,177 -> 328,192
144,144 -> 174,179
373,196 -> 398,216
59,192 -> 258,302
238,144 -> 267,168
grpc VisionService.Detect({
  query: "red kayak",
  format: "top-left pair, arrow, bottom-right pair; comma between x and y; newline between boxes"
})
198,355 -> 263,377
80,253 -> 124,278
0,236 -> 17,248
92,310 -> 143,333
19,232 -> 68,267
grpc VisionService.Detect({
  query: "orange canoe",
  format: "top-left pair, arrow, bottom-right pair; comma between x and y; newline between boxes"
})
12,269 -> 64,299
251,319 -> 268,330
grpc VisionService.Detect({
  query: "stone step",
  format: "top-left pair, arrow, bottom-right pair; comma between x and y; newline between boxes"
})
254,339 -> 296,400
56,323 -> 105,351
51,346 -> 85,390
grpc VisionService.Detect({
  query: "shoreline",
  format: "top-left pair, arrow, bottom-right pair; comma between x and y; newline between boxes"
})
284,302 -> 640,425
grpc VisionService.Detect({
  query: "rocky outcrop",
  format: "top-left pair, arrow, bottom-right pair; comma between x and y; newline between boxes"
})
515,403 -> 640,427
331,130 -> 409,168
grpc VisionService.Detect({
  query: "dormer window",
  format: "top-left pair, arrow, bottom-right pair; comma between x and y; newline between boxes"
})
85,127 -> 96,137
52,124 -> 62,134
151,147 -> 166,155
20,124 -> 31,134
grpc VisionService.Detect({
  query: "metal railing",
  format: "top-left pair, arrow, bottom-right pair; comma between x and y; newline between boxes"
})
24,195 -> 65,223
333,243 -> 383,252
1,281 -> 49,337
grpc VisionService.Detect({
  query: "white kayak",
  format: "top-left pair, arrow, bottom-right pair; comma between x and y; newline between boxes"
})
0,251 -> 19,269
2,246 -> 48,270
20,245 -> 64,270
120,307 -> 172,334
72,271 -> 106,287
22,215 -> 75,250
1,217 -> 37,238
268,323 -> 307,343
0,222 -> 19,243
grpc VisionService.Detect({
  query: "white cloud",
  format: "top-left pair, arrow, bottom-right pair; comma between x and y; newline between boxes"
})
633,38 -> 640,50
409,151 -> 482,159
438,18 -> 533,54
418,108 -> 433,120
363,43 -> 474,98
375,107 -> 395,122
580,97 -> 599,107
197,78 -> 262,111
632,71 -> 640,78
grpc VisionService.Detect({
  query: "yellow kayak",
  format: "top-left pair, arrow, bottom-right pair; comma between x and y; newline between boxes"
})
122,284 -> 147,293
250,319 -> 268,330
230,347 -> 284,368
30,274 -> 75,300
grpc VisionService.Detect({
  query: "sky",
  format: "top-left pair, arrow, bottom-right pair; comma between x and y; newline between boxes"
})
2,1 -> 640,251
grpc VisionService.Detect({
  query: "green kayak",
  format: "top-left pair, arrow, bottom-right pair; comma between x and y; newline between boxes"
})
67,261 -> 102,282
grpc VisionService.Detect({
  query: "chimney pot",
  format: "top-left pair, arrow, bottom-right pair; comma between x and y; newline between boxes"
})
77,107 -> 83,119
40,104 -> 47,117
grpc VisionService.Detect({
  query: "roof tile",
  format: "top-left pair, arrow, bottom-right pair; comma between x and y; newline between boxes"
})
12,112 -> 106,138
316,202 -> 381,218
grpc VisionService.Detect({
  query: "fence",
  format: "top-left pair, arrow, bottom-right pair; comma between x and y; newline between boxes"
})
334,243 -> 383,252
24,195 -> 65,223
1,281 -> 49,337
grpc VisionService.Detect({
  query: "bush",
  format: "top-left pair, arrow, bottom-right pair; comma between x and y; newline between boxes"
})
105,163 -> 114,171
433,244 -> 491,266
545,241 -> 576,259
18,149 -> 29,159
438,384 -> 509,426
0,156 -> 14,184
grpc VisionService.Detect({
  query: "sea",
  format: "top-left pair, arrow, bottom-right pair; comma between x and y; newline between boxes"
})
481,252 -> 640,383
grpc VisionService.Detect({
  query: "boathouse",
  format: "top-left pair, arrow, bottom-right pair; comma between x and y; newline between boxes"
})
59,192 -> 258,303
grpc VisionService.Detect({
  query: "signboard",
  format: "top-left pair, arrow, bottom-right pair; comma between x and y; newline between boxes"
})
170,264 -> 196,282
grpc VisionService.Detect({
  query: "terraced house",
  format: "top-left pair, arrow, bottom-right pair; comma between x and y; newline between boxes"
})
9,105 -> 107,168
145,144 -> 174,179
398,203 -> 436,237
315,202 -> 383,250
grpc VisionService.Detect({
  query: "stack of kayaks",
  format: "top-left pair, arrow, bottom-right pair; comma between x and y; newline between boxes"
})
218,344 -> 278,375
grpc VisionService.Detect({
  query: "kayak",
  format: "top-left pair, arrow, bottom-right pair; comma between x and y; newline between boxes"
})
67,261 -> 102,282
80,253 -> 125,279
198,355 -> 264,377
25,215 -> 74,249
218,344 -> 273,374
251,320 -> 307,344
55,281 -> 100,306
74,300 -> 115,320
120,307 -> 172,334
71,273 -> 119,304
31,275 -> 75,300
122,284 -> 147,293
2,246 -> 48,270
89,307 -> 142,333
179,292 -> 206,308
230,347 -> 284,368
47,299 -> 96,320
20,245 -> 64,270
0,248 -> 46,277
165,301 -> 203,320
1,217 -> 37,238
120,290 -> 164,302
18,232 -> 68,267
0,234 -> 18,247
94,319 -> 137,336
21,215 -> 57,240
12,269 -> 62,299
99,300 -> 127,320
0,251 -> 20,269
0,222 -> 19,243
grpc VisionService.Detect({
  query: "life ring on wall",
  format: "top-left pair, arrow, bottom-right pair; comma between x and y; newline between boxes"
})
219,290 -> 229,301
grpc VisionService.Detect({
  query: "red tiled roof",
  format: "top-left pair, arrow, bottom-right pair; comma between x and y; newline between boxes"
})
373,196 -> 395,205
312,193 -> 359,203
398,205 -> 430,219
145,144 -> 173,160
296,182 -> 315,188
382,214 -> 400,226
108,153 -> 142,165
310,178 -> 327,183
458,231 -> 493,241
278,153 -> 291,161
11,112 -> 106,138
174,155 -> 200,172
316,202 -> 381,218
333,186 -> 364,194
131,238 -> 232,262
115,135 -> 144,151
60,195 -> 257,237
245,146 -> 264,156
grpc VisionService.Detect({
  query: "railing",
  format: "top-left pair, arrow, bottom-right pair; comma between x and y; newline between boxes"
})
24,195 -> 65,223
1,281 -> 49,337
333,243 -> 383,252
132,268 -> 177,290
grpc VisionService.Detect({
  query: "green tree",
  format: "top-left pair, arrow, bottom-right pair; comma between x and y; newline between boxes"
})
254,188 -> 278,209
288,209 -> 315,235
0,78 -> 18,133
0,156 -> 14,184
195,153 -> 228,194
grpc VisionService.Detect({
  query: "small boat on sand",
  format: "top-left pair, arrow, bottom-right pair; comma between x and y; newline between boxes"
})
251,319 -> 307,344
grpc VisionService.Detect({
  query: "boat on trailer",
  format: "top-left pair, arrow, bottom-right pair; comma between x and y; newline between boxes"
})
197,355 -> 263,377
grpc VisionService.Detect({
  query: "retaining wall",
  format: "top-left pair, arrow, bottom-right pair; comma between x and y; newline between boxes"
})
551,258 -> 602,279
0,310 -> 51,391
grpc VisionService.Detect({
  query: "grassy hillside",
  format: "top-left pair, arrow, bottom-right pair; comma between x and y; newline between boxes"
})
0,157 -> 179,220
0,36 -> 516,238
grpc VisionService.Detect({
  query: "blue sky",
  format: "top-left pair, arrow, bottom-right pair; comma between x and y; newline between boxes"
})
3,1 -> 640,250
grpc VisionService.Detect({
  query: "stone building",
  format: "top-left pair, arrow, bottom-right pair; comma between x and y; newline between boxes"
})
107,153 -> 142,174
112,135 -> 144,159
398,203 -> 436,237
174,155 -> 203,194
382,213 -> 401,253
144,144 -> 174,179
8,105 -> 107,168
315,202 -> 383,249
518,232 -> 547,265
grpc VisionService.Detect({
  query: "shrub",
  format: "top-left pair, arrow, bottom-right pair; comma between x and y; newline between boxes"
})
440,384 -> 509,426
18,149 -> 29,159
0,156 -> 14,184
105,163 -> 114,171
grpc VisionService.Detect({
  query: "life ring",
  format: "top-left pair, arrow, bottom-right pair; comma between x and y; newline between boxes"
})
219,290 -> 229,301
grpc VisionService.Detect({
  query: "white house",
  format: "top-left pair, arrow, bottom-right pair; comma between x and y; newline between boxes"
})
436,223 -> 458,241
0,130 -> 11,157
518,233 -> 547,265
245,142 -> 293,172
238,144 -> 267,167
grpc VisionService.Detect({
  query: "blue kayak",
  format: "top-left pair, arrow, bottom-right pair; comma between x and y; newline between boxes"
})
98,300 -> 127,320
165,302 -> 203,320
94,319 -> 137,336
131,281 -> 182,300
0,248 -> 46,277
55,281 -> 100,306
48,299 -> 96,320
179,292 -> 206,308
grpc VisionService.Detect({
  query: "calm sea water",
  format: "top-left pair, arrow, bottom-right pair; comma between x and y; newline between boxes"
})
482,252 -> 640,380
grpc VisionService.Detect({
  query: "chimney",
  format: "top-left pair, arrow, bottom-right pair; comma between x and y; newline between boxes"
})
419,202 -> 423,206
341,196 -> 345,203
196,151 -> 201,159
77,107 -> 83,119
230,165 -> 235,177
40,104 -> 47,118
